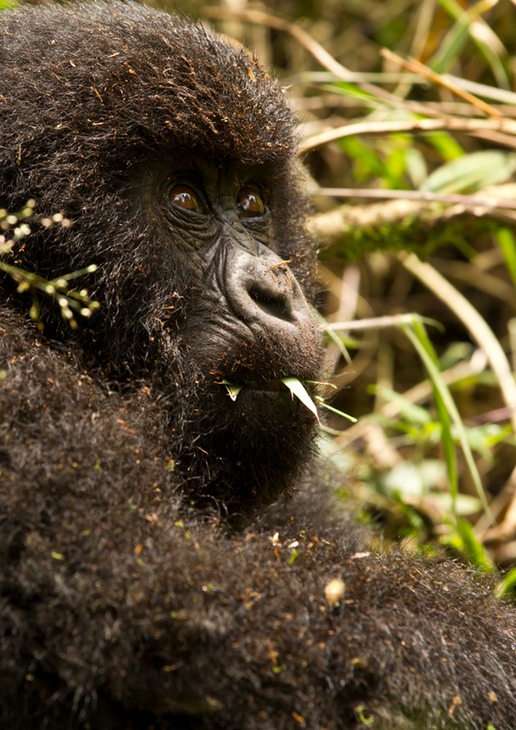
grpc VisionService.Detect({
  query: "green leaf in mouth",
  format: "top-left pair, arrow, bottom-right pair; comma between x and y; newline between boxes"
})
314,396 -> 358,423
222,377 -> 320,421
222,380 -> 244,402
222,378 -> 358,426
280,377 -> 319,421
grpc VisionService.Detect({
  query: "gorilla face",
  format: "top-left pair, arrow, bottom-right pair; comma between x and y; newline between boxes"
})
129,153 -> 322,383
0,3 -> 324,512
123,154 -> 324,511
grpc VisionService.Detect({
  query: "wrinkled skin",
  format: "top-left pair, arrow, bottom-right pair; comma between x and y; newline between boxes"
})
0,3 -> 515,729
120,151 -> 324,510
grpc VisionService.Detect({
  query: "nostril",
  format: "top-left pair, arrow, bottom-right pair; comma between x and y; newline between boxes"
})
225,252 -> 306,327
248,284 -> 292,322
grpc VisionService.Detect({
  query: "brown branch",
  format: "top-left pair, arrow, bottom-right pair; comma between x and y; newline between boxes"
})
300,117 -> 516,154
381,49 -> 503,118
315,186 -> 516,214
309,187 -> 516,255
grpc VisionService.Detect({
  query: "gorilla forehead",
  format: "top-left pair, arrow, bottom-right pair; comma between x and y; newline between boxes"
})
0,1 -> 296,173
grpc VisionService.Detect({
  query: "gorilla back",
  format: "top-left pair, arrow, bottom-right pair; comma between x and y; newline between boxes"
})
0,3 -> 515,729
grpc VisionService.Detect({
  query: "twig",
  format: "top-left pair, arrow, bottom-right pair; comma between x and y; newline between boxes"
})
315,186 -> 516,213
299,116 -> 516,154
202,6 -> 403,108
307,196 -> 516,254
399,253 -> 516,435
381,48 -> 503,118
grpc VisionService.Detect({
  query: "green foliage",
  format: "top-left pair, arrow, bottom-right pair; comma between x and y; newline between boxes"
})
253,0 -> 516,577
0,204 -> 100,329
495,566 -> 516,600
496,228 -> 516,288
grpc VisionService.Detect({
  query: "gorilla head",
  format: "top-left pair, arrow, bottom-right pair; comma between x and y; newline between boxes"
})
0,1 -> 323,513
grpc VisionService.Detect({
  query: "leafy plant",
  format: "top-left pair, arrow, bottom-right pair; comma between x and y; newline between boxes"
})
0,202 -> 100,329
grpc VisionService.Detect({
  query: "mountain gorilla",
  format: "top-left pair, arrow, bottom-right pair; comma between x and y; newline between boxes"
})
0,3 -> 515,729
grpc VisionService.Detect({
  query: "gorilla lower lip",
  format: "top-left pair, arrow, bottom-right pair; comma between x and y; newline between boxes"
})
225,378 -> 294,394
223,377 -> 319,419
247,379 -> 285,392
223,378 -> 287,401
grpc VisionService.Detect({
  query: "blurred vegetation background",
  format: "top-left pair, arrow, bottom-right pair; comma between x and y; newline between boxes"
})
7,0 -> 516,592
150,0 -> 516,591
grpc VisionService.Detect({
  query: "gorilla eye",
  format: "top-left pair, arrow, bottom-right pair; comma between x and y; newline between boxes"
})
236,186 -> 266,218
170,184 -> 203,213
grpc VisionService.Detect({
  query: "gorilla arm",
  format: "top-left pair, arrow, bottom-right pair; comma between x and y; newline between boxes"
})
1,313 -> 514,730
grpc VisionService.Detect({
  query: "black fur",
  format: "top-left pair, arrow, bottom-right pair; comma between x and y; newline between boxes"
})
0,4 -> 515,729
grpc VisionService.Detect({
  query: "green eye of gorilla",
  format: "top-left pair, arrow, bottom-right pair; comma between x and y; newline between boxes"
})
236,186 -> 266,218
170,184 -> 202,213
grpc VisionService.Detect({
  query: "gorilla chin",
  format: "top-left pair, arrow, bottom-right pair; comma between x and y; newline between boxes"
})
178,375 -> 320,514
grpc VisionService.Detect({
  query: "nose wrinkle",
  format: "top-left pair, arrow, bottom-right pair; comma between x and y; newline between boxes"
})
247,266 -> 295,323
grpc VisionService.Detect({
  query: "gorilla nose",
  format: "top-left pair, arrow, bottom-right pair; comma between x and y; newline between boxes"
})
247,266 -> 295,322
227,254 -> 312,330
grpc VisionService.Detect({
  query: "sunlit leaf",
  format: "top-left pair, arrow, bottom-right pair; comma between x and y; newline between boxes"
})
421,150 -> 516,194
402,322 -> 490,517
496,227 -> 516,289
281,377 -> 319,421
495,566 -> 516,599
223,380 -> 243,402
441,518 -> 494,572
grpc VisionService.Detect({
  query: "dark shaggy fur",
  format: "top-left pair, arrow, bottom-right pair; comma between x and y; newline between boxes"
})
0,3 -> 515,729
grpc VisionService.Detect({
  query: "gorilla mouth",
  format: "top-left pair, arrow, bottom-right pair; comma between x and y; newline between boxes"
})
246,379 -> 287,392
224,377 -> 299,397
223,377 -> 319,420
223,378 -> 290,399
